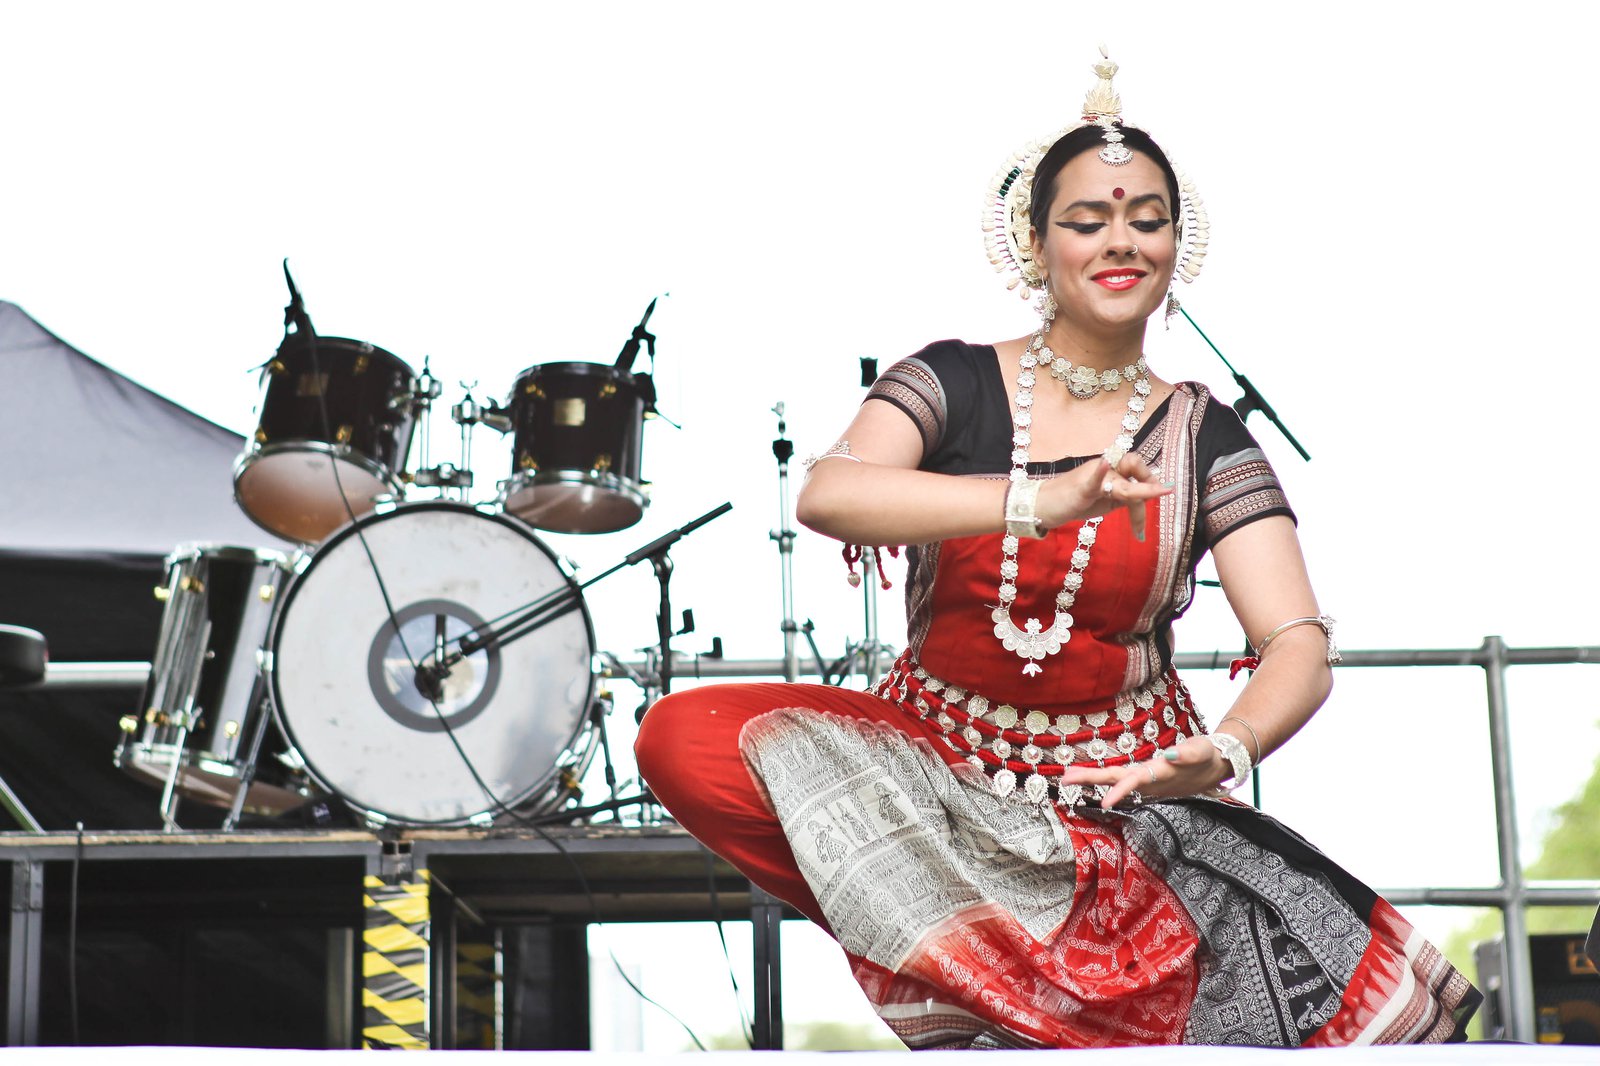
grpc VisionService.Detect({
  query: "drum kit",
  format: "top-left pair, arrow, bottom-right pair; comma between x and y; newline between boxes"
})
114,271 -> 703,830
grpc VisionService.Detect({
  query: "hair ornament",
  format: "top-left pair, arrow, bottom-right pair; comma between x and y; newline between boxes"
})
981,47 -> 1210,300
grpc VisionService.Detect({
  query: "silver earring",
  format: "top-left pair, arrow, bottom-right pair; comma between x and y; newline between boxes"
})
1164,289 -> 1181,329
1037,286 -> 1057,325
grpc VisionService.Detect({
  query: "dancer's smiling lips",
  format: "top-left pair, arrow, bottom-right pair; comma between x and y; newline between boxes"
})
1089,268 -> 1146,291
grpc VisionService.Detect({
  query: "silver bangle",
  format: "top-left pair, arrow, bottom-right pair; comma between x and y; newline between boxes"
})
1206,732 -> 1252,796
802,440 -> 862,470
1218,715 -> 1263,766
1255,614 -> 1342,666
1004,477 -> 1046,539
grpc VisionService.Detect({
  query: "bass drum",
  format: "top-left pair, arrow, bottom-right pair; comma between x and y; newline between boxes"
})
269,502 -> 595,825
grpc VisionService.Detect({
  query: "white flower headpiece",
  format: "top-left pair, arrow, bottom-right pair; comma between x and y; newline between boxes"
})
981,48 -> 1210,298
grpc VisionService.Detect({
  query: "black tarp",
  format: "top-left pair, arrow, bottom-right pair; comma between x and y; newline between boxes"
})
0,301 -> 291,828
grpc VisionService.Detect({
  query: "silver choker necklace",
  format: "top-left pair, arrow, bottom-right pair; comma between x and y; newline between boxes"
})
1046,351 -> 1149,399
991,331 -> 1152,676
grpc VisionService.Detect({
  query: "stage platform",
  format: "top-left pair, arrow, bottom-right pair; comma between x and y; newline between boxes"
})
0,830 -> 1585,1056
0,824 -> 787,1049
0,1043 -> 1591,1062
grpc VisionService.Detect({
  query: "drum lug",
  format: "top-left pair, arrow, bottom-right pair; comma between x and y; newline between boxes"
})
267,359 -> 286,376
598,382 -> 617,399
592,454 -> 613,474
118,715 -> 139,735
153,585 -> 171,602
258,584 -> 276,602
335,425 -> 353,444
353,354 -> 370,375
524,381 -> 545,399
468,811 -> 494,828
256,649 -> 274,674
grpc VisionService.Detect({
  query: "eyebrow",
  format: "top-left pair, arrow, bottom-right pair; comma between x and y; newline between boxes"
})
1056,192 -> 1169,215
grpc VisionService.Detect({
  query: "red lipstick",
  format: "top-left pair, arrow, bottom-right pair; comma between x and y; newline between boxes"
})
1090,269 -> 1146,291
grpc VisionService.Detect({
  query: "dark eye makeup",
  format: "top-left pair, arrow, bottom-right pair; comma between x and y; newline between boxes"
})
1056,218 -> 1171,235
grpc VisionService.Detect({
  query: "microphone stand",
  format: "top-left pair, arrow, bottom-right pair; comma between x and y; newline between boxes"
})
650,548 -> 678,698
1177,305 -> 1311,462
1176,306 -> 1306,812
417,504 -> 732,697
769,403 -> 800,683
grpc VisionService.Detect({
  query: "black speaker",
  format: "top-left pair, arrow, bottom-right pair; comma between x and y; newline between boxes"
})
1475,934 -> 1600,1044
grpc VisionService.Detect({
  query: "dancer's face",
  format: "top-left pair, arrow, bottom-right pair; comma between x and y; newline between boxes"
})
1030,149 -> 1176,333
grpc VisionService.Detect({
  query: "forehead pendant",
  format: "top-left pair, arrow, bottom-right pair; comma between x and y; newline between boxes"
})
1112,187 -> 1125,200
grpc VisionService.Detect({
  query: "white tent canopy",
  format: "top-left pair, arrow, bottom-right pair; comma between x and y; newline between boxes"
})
0,300 -> 285,555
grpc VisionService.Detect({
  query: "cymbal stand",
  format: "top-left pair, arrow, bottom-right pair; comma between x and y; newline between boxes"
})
768,403 -> 800,683
409,361 -> 473,499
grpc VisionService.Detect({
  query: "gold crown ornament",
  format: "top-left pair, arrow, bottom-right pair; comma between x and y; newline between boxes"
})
980,47 -> 1209,302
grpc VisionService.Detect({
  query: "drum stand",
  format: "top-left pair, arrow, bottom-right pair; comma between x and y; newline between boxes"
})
220,688 -> 281,831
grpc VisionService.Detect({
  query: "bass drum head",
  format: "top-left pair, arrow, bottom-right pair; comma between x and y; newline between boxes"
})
270,502 -> 594,825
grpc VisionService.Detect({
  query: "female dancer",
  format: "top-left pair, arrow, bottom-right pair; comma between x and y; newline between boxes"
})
636,53 -> 1479,1047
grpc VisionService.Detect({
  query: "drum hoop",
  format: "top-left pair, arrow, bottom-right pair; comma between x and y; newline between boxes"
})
267,500 -> 597,825
513,360 -> 642,385
232,444 -> 404,544
502,469 -> 650,498
233,440 -> 402,488
274,335 -> 414,375
165,543 -> 291,569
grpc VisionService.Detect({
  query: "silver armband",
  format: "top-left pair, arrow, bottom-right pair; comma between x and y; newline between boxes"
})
1003,477 -> 1045,539
1206,732 -> 1252,796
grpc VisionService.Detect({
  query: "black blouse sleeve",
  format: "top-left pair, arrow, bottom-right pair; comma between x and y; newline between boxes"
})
862,339 -> 981,467
1193,394 -> 1296,554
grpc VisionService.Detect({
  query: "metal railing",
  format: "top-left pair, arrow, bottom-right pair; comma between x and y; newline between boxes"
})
32,636 -> 1600,1043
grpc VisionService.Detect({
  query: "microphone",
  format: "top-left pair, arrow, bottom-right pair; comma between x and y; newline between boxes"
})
614,295 -> 661,372
282,259 -> 315,338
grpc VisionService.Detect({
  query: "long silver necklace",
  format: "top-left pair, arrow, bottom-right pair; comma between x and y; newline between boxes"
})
991,329 -> 1151,676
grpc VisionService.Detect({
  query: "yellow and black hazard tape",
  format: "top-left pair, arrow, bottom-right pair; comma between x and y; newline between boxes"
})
363,870 -> 430,1049
455,939 -> 498,1049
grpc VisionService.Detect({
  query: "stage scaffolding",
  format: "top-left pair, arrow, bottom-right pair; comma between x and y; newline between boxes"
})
24,636 -> 1600,1047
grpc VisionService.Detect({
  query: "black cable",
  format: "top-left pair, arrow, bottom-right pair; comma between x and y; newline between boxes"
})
69,821 -> 83,1045
283,273 -> 713,1046
525,821 -> 709,1051
705,850 -> 754,1047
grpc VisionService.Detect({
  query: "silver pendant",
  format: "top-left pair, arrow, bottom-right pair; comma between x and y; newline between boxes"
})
991,607 -> 1072,676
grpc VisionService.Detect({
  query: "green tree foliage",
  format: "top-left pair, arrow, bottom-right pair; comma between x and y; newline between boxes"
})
1443,749 -> 1600,1037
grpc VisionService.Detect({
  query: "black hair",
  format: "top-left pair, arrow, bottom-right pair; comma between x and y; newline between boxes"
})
1027,123 -> 1182,241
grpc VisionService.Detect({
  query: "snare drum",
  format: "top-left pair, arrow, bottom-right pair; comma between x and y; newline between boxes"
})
234,335 -> 417,544
270,502 -> 596,825
500,362 -> 650,534
116,544 -> 317,816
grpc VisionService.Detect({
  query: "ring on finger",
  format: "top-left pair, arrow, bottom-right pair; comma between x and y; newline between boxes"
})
1102,477 -> 1117,496
1145,762 -> 1157,785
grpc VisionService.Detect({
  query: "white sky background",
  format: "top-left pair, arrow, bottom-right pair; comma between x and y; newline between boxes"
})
3,0 -> 1598,1049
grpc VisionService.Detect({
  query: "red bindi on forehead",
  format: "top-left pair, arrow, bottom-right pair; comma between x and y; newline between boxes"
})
1112,187 -> 1125,200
